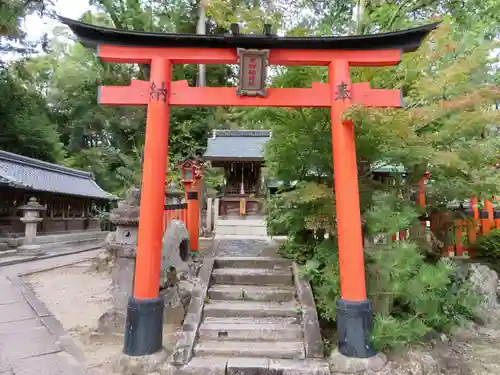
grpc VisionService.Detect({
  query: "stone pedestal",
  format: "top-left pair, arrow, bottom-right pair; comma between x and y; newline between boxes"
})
17,197 -> 45,255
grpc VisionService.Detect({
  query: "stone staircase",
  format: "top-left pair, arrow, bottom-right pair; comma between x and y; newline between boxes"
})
172,256 -> 329,375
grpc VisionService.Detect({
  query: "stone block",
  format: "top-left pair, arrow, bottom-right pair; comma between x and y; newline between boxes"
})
176,356 -> 227,375
207,284 -> 295,302
11,351 -> 87,375
161,220 -> 193,282
293,263 -> 324,359
17,278 -> 52,317
198,322 -> 303,341
110,256 -> 135,311
112,347 -> 168,375
227,357 -> 270,375
1,326 -> 61,361
0,318 -> 43,335
194,340 -> 305,359
214,257 -> 291,269
0,281 -> 24,304
0,302 -> 36,324
203,300 -> 299,318
97,307 -> 126,335
211,268 -> 293,286
268,359 -> 330,375
329,350 -> 387,374
171,330 -> 196,366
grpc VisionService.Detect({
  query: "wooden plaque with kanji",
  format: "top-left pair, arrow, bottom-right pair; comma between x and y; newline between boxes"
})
236,48 -> 269,97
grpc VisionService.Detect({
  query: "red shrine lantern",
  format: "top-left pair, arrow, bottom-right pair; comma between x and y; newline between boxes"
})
177,160 -> 196,184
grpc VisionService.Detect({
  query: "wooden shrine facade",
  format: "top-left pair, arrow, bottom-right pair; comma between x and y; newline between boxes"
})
204,130 -> 271,216
0,150 -> 116,236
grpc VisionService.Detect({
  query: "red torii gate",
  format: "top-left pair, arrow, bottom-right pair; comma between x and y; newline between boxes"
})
61,16 -> 437,360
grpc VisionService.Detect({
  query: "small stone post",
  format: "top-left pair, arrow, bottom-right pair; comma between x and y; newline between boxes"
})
214,198 -> 220,232
17,197 -> 45,255
206,197 -> 213,234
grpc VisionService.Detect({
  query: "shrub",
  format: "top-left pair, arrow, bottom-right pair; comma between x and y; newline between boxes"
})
473,229 -> 500,264
287,238 -> 481,352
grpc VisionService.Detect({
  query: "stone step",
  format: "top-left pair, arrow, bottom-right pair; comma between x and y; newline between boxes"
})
202,316 -> 301,325
214,256 -> 292,269
193,340 -> 305,359
216,224 -> 267,236
198,322 -> 303,341
39,238 -> 103,251
208,284 -> 295,302
216,219 -> 266,226
176,357 -> 330,375
211,268 -> 293,286
203,300 -> 299,318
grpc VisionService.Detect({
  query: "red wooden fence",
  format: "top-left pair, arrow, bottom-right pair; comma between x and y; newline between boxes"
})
163,203 -> 188,231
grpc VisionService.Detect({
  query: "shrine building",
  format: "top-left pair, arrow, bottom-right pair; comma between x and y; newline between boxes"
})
0,150 -> 116,239
203,129 -> 271,217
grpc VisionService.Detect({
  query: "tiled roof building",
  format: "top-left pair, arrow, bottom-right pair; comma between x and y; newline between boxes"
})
0,150 -> 115,235
203,129 -> 271,217
204,129 -> 271,162
0,150 -> 114,199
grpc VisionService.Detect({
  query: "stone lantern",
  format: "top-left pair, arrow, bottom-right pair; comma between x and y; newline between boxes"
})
97,187 -> 141,334
165,182 -> 184,205
107,188 -> 141,310
97,186 -> 195,335
18,197 -> 46,255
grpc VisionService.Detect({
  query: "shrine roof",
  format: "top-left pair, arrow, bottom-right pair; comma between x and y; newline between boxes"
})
204,130 -> 271,161
59,17 -> 439,53
0,150 -> 116,200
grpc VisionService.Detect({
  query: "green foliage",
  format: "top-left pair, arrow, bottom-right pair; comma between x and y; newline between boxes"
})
369,242 -> 480,351
298,239 -> 341,321
267,182 -> 336,237
285,236 -> 481,352
0,66 -> 64,162
473,229 -> 500,264
0,0 -> 52,53
280,192 -> 481,352
3,0 -> 236,196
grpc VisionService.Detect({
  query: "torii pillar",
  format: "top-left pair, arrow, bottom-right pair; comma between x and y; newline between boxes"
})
122,59 -> 172,356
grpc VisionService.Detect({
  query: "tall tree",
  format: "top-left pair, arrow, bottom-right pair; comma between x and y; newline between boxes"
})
0,0 -> 53,54
0,65 -> 64,162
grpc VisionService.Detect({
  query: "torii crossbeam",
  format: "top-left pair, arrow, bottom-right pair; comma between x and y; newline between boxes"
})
60,16 -> 438,361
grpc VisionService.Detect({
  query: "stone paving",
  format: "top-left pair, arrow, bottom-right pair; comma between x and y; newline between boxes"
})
0,240 -> 103,267
0,250 -> 102,375
212,237 -> 278,257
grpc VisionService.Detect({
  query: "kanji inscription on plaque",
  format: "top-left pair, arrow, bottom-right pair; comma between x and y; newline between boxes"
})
236,48 -> 269,97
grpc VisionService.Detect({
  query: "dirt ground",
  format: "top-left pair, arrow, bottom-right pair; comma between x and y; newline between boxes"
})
23,260 -> 121,370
